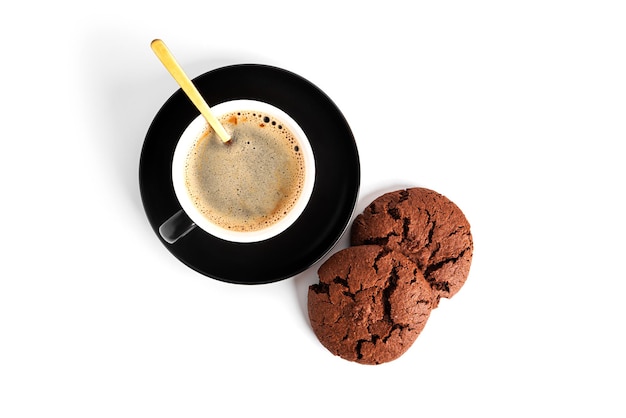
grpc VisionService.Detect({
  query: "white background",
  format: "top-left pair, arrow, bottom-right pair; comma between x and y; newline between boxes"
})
1,1 -> 624,417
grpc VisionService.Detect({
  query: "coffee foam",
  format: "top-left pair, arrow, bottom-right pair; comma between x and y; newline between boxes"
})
184,110 -> 306,232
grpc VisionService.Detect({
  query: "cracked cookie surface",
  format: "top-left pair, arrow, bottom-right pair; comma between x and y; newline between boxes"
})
351,188 -> 473,304
308,245 -> 434,365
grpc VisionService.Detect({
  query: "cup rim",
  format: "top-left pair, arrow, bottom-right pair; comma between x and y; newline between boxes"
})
171,99 -> 316,243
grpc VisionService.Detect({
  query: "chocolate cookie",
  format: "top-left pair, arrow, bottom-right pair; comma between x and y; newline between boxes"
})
307,245 -> 435,365
351,188 -> 473,304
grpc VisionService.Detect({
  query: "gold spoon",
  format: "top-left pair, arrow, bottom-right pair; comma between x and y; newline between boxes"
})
150,39 -> 231,143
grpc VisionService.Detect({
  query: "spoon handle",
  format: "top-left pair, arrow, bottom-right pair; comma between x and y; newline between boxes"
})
150,39 -> 231,143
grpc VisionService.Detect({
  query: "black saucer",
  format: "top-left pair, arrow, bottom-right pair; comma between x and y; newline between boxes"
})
139,64 -> 360,284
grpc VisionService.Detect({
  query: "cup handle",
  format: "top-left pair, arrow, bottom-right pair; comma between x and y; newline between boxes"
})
159,209 -> 196,244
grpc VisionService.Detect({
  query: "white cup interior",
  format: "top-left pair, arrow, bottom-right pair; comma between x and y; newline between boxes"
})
172,99 -> 315,243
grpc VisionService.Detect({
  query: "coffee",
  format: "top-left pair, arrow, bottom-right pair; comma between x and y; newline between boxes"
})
183,110 -> 306,232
